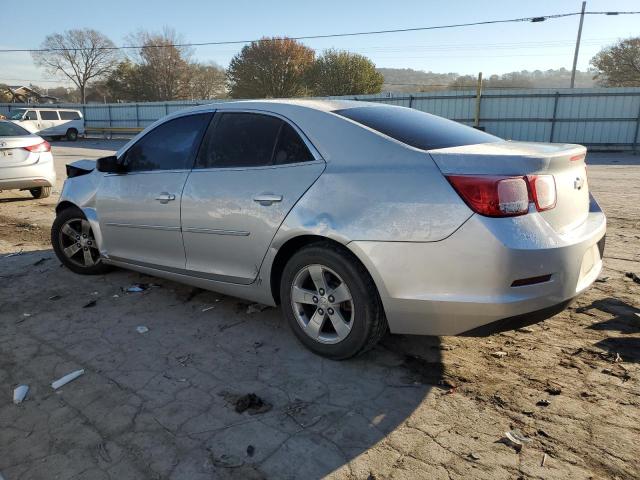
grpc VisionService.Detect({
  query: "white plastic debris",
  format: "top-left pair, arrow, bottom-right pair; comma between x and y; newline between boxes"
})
505,429 -> 532,446
51,369 -> 85,390
202,306 -> 215,312
127,285 -> 145,293
492,351 -> 507,358
13,385 -> 29,404
136,326 -> 149,334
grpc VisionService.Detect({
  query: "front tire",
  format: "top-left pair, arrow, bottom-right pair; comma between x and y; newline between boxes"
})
280,242 -> 387,359
51,207 -> 110,275
29,186 -> 51,199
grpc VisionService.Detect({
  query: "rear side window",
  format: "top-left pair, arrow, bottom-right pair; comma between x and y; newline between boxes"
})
40,110 -> 59,120
0,122 -> 30,136
60,111 -> 81,120
25,111 -> 38,121
123,113 -> 211,172
273,123 -> 314,164
333,105 -> 500,150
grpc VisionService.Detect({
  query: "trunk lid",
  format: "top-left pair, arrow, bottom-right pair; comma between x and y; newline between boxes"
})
429,141 -> 589,234
0,136 -> 41,168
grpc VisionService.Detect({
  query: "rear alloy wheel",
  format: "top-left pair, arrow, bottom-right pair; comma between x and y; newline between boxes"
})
280,243 -> 387,359
51,208 -> 110,275
66,129 -> 78,141
29,186 -> 51,199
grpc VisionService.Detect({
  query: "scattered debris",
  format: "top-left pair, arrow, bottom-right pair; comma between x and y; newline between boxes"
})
614,353 -> 623,363
233,393 -> 272,414
516,327 -> 534,333
492,351 -> 508,358
2,250 -> 23,258
125,283 -> 158,293
83,300 -> 97,308
175,354 -> 193,367
468,452 -> 480,461
13,385 -> 29,404
208,451 -> 243,468
503,429 -> 532,452
537,429 -> 551,438
202,306 -> 215,312
246,445 -> 255,457
536,399 -> 551,407
595,276 -> 609,283
48,295 -> 61,301
253,341 -> 263,349
602,367 -> 631,382
136,326 -> 149,334
541,453 -> 548,467
33,258 -> 48,266
51,369 -> 85,390
625,272 -> 640,284
246,303 -> 270,314
16,313 -> 31,324
545,386 -> 562,395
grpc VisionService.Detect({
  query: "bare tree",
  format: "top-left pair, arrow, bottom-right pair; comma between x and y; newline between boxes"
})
126,28 -> 193,101
32,29 -> 119,103
187,63 -> 227,99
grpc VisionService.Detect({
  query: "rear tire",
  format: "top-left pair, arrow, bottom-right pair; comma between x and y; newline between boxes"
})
66,129 -> 78,141
52,207 -> 111,275
280,242 -> 387,359
29,186 -> 51,199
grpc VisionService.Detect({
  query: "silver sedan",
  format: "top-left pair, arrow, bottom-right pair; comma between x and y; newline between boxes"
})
52,100 -> 606,359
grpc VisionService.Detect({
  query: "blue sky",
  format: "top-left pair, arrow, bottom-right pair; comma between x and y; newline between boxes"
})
1,0 -> 639,87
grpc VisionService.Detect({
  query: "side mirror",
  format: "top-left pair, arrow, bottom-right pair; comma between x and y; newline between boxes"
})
96,155 -> 125,173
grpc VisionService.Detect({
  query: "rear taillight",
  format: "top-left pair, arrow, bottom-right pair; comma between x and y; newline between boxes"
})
23,141 -> 51,153
446,174 -> 557,218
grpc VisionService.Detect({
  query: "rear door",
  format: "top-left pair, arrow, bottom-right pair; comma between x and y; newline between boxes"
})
96,113 -> 211,269
181,111 -> 325,284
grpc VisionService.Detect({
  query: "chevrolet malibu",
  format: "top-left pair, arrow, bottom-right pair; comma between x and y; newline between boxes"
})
51,100 -> 606,359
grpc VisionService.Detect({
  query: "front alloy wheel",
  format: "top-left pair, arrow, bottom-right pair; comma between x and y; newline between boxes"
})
52,208 -> 110,275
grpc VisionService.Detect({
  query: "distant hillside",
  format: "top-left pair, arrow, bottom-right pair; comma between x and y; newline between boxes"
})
378,68 -> 596,92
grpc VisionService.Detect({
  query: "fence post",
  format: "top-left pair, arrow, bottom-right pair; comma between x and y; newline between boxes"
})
409,95 -> 414,109
474,72 -> 483,128
135,103 -> 140,128
164,103 -> 169,116
550,91 -> 560,143
631,99 -> 640,153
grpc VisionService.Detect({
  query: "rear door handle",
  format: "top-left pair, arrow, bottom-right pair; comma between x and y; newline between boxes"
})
253,194 -> 283,206
155,192 -> 176,204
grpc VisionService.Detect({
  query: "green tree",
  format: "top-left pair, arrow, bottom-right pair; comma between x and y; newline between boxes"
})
187,63 -> 227,99
227,37 -> 315,98
105,60 -> 147,102
591,37 -> 640,87
311,49 -> 384,96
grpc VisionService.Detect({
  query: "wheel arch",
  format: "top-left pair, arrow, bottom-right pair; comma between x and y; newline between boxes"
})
269,234 -> 382,307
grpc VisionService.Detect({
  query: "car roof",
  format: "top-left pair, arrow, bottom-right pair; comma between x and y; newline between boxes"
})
187,98 -> 377,115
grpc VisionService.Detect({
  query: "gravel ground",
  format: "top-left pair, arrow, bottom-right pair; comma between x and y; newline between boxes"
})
0,140 -> 639,480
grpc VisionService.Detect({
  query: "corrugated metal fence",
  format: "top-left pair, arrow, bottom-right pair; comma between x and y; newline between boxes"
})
2,87 -> 640,150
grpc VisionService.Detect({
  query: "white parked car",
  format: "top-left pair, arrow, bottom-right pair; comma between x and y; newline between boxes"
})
9,108 -> 84,141
0,120 -> 56,198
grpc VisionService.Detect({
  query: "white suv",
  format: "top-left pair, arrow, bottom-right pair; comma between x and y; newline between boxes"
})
9,108 -> 85,141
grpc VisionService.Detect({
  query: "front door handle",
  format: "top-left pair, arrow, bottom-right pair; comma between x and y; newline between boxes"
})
155,192 -> 176,204
253,194 -> 283,206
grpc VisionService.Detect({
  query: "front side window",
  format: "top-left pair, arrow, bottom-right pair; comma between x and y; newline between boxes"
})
40,110 -> 59,120
60,111 -> 81,120
122,113 -> 211,172
25,111 -> 38,121
197,112 -> 314,168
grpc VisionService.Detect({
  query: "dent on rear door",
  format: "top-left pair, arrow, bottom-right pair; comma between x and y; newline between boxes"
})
181,162 -> 325,284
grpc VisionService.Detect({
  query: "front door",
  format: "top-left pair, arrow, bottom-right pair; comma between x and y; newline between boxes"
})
181,112 -> 325,284
96,113 -> 212,269
21,110 -> 40,133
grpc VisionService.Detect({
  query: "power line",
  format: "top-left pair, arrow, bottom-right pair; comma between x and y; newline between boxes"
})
0,11 -> 638,53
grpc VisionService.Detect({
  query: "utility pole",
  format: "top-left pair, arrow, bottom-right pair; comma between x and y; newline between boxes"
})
570,1 -> 586,88
474,72 -> 483,129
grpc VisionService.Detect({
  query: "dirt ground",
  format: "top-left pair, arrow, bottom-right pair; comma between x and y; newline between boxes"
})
0,141 -> 639,480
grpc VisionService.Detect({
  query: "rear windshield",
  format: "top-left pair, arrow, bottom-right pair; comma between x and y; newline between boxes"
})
0,121 -> 30,137
333,105 -> 500,150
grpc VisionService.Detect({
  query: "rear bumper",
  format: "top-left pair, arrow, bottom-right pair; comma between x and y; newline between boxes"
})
349,199 -> 606,336
0,154 -> 56,190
